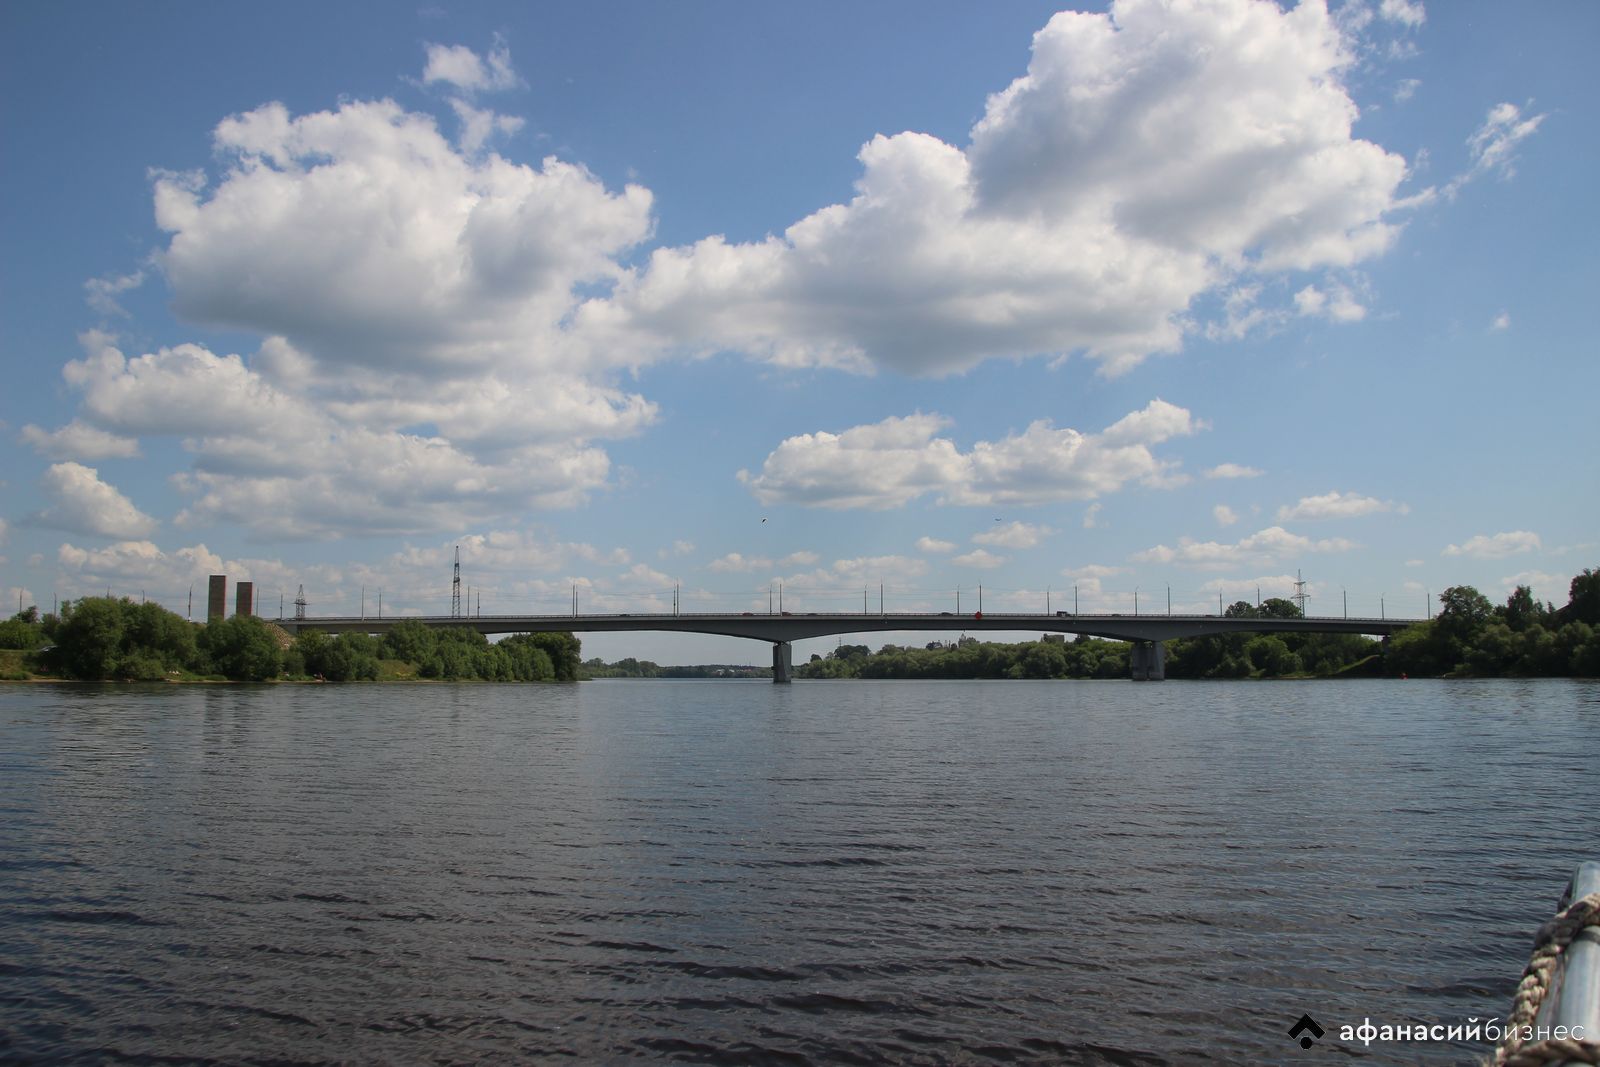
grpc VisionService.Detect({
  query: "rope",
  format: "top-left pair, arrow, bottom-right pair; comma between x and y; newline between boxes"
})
1494,891 -> 1600,1067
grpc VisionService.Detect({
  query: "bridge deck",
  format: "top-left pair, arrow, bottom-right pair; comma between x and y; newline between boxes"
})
274,611 -> 1418,644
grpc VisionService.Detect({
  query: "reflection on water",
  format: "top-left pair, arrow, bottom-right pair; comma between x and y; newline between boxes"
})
2,678 -> 1597,1064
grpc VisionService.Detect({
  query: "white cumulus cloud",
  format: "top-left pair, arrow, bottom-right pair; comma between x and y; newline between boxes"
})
48,335 -> 635,539
1132,526 -> 1358,570
30,463 -> 158,539
951,548 -> 1006,570
21,419 -> 140,461
421,38 -> 521,94
1443,531 -> 1542,559
154,99 -> 653,379
1213,504 -> 1239,527
1293,281 -> 1367,322
973,521 -> 1053,549
580,0 -> 1410,377
916,536 -> 956,554
1205,463 -> 1264,479
740,399 -> 1201,510
707,552 -> 773,573
1277,490 -> 1406,521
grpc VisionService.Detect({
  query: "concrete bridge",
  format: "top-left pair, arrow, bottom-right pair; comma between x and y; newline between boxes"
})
275,610 -> 1418,682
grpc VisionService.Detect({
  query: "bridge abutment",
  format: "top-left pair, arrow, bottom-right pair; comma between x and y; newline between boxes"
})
772,641 -> 793,684
1130,640 -> 1166,681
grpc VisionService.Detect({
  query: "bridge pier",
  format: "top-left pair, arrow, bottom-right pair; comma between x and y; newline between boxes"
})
772,640 -> 793,684
1130,639 -> 1166,681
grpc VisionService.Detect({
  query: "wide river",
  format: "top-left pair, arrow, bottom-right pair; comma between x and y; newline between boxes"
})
2,678 -> 1596,1065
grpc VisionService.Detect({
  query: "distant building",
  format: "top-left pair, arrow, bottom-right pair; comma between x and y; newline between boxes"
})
1042,633 -> 1065,644
207,575 -> 226,623
235,581 -> 254,618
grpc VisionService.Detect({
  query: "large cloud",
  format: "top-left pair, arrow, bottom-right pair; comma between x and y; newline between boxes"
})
29,463 -> 158,539
32,8 -> 1441,545
741,399 -> 1201,510
154,99 -> 652,377
37,77 -> 667,540
32,334 -> 643,538
582,0 -> 1410,376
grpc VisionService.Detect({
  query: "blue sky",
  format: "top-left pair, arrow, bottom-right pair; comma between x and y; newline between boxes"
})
2,0 -> 1595,664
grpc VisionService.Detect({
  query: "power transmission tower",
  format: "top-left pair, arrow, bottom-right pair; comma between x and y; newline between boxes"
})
452,545 -> 462,618
294,584 -> 307,621
1291,569 -> 1310,617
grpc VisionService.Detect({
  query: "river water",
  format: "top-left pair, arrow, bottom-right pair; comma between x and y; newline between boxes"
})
1,678 -> 1596,1065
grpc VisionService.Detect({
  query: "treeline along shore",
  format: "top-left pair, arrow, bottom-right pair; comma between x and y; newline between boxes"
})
0,608 -> 579,683
2,567 -> 1596,683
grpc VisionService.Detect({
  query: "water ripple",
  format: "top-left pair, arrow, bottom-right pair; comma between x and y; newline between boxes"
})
2,678 -> 1596,1064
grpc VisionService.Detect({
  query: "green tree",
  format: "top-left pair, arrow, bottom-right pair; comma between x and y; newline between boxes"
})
1500,585 -> 1550,632
1385,620 -> 1450,677
1568,623 -> 1600,676
1434,585 -> 1494,671
0,611 -> 46,650
54,597 -> 127,679
380,619 -> 437,663
1561,568 -> 1600,626
1259,597 -> 1302,620
125,601 -> 198,670
1244,635 -> 1299,676
199,615 -> 283,681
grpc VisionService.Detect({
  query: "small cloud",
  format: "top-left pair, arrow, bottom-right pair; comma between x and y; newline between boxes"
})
1294,281 -> 1367,323
421,36 -> 521,94
1277,490 -> 1406,522
916,536 -> 956,554
1443,101 -> 1547,199
1205,463 -> 1264,480
1063,564 -> 1123,580
1491,311 -> 1511,331
1213,504 -> 1239,527
1082,503 -> 1103,529
951,548 -> 1006,570
84,270 -> 146,317
1394,78 -> 1422,103
1204,284 -> 1283,342
973,521 -> 1053,549
1443,530 -> 1541,559
449,99 -> 524,155
1499,570 -> 1569,608
1379,0 -> 1426,28
1132,526 -> 1358,570
1405,558 -> 1424,567
706,552 -> 773,573
780,550 -> 819,566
